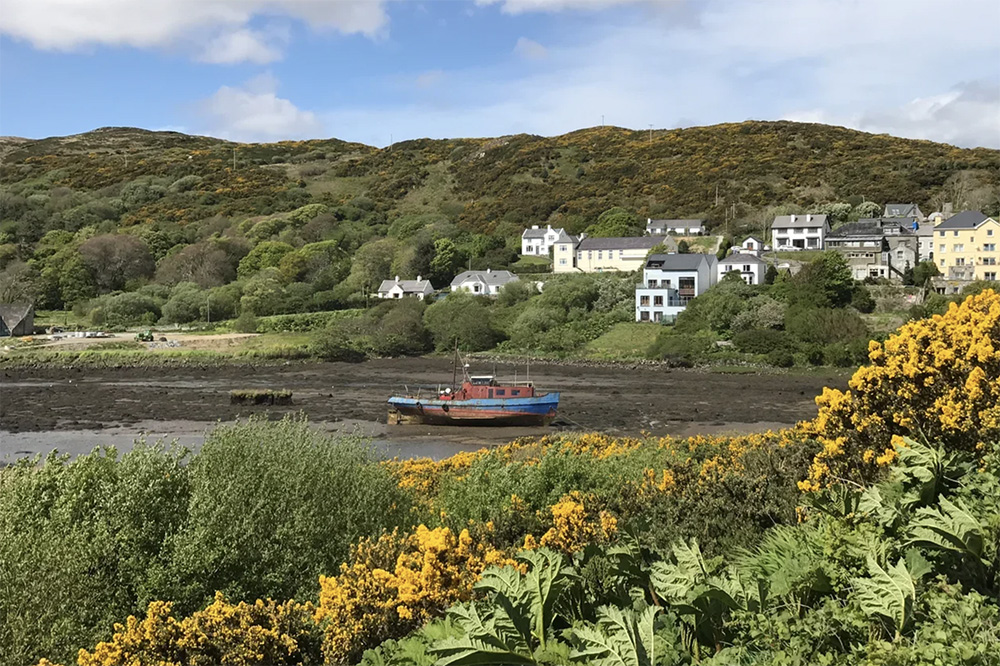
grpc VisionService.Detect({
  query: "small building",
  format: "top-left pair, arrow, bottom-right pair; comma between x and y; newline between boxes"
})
646,218 -> 705,236
915,221 -> 936,262
825,218 -> 919,281
717,253 -> 767,285
770,214 -> 829,250
635,253 -> 717,323
740,236 -> 764,256
450,269 -> 519,296
377,276 -> 434,300
0,303 -> 34,337
554,235 -> 678,273
933,210 -> 1000,284
884,203 -> 925,221
520,225 -> 564,256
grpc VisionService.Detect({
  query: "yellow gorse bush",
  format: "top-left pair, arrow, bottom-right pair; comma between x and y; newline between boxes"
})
314,525 -> 513,664
801,289 -> 1000,490
71,593 -> 318,666
521,491 -> 618,554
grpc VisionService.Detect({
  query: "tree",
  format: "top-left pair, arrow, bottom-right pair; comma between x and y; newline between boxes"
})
912,260 -> 941,287
764,264 -> 778,285
678,240 -> 691,253
78,234 -> 154,293
585,207 -> 643,238
347,238 -> 398,298
785,251 -> 855,308
0,261 -> 38,303
852,201 -> 882,219
423,292 -> 503,351
429,238 -> 466,284
809,202 -> 853,225
237,241 -> 295,280
156,242 -> 233,288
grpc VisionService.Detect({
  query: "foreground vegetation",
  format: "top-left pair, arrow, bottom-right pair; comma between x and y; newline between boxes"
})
2,290 -> 997,665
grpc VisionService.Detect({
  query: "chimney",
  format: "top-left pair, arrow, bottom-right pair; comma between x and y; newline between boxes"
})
546,224 -> 552,231
416,275 -> 422,282
486,267 -> 492,273
395,275 -> 400,282
806,214 -> 812,223
531,225 -> 539,229
789,214 -> 796,224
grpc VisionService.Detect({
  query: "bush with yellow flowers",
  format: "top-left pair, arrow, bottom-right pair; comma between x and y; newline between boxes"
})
66,593 -> 320,666
521,491 -> 618,554
314,525 -> 512,664
800,289 -> 1000,491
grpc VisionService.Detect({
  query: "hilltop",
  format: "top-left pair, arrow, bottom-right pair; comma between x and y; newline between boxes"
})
1,121 -> 998,318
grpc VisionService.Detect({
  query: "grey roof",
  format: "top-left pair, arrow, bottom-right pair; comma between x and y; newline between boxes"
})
771,214 -> 828,229
885,203 -> 922,217
647,218 -> 705,229
523,226 -> 563,239
742,235 -> 763,244
934,210 -> 990,230
0,303 -> 33,330
645,253 -> 716,270
378,278 -> 433,294
828,218 -> 915,238
450,270 -> 519,288
579,235 -> 678,251
719,253 -> 766,265
554,230 -> 577,244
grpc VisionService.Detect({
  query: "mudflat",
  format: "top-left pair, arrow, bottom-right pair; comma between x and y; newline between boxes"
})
0,358 -> 845,436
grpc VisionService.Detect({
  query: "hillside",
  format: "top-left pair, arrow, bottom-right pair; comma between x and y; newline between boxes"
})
1,121 -> 998,314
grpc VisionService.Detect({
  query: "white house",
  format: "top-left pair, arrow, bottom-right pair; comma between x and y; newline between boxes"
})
740,236 -> 764,256
635,253 -> 717,323
717,254 -> 766,285
646,218 -> 705,235
770,214 -> 830,250
377,276 -> 434,300
450,269 -> 519,296
521,225 -> 564,256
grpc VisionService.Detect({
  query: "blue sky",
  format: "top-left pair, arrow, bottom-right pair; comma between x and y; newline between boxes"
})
2,0 -> 999,148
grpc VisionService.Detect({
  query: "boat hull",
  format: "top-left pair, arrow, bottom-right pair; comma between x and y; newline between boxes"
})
387,393 -> 560,426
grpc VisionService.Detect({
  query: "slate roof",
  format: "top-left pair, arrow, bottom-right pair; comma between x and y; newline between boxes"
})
377,278 -> 433,294
579,235 -> 678,251
884,203 -> 922,218
719,253 -> 767,265
450,270 -> 519,288
742,235 -> 763,244
554,230 -> 578,244
645,253 -> 716,270
646,218 -> 705,230
522,226 -> 563,239
934,210 -> 991,230
828,218 -> 916,238
771,214 -> 829,228
0,303 -> 33,334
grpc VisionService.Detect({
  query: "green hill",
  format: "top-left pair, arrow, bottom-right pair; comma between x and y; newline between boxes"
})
1,121 -> 998,313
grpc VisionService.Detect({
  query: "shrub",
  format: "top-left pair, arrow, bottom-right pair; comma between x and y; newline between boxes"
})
733,328 -> 793,355
785,306 -> 869,345
766,348 -> 795,368
647,331 -> 714,366
801,289 -> 1000,491
424,292 -> 503,352
233,309 -> 258,333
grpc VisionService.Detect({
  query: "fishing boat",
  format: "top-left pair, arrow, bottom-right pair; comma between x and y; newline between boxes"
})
387,354 -> 560,426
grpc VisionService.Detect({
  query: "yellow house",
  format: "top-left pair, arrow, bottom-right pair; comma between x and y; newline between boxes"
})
934,211 -> 1000,283
552,233 -> 679,273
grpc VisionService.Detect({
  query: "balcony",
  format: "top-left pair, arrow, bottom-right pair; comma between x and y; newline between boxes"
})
678,288 -> 695,297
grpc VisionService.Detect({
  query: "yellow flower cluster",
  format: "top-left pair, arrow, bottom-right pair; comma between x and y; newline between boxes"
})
522,491 -> 618,554
385,449 -> 484,496
314,525 -> 512,663
67,593 -> 317,666
800,289 -> 1000,490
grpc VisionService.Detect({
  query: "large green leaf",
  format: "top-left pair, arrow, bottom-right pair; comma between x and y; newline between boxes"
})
851,556 -> 916,635
907,496 -> 987,565
569,605 -> 660,666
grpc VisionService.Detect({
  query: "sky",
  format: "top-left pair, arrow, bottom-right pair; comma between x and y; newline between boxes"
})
1,0 -> 998,148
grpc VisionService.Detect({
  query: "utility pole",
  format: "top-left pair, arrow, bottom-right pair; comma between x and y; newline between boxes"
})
206,294 -> 211,325
233,147 -> 236,171
601,115 -> 605,127
648,124 -> 653,145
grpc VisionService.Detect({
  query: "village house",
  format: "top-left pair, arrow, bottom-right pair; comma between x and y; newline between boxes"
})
377,276 -> 434,300
635,253 -> 717,322
646,218 -> 705,235
717,253 -> 767,285
553,235 -> 679,273
0,303 -> 34,337
916,221 -> 936,262
825,218 -> 919,281
739,236 -> 764,256
520,225 -> 565,256
884,203 -> 925,221
450,268 -> 519,295
770,214 -> 830,250
932,211 -> 1000,287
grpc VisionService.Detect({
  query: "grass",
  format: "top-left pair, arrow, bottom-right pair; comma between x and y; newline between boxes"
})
32,309 -> 89,328
583,322 -> 659,360
769,250 -> 826,262
511,255 -> 552,270
679,235 -> 722,253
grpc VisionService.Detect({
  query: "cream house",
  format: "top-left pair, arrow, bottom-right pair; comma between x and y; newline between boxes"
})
553,234 -> 678,273
934,211 -> 1000,283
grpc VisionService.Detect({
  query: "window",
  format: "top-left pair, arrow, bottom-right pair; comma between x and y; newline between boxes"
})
954,231 -> 959,237
495,389 -> 505,396
640,311 -> 650,321
984,244 -> 996,252
640,295 -> 649,306
619,250 -> 624,258
559,258 -> 566,265
954,244 -> 964,252
940,259 -> 946,266
940,244 -> 946,252
588,251 -> 593,259
653,312 -> 662,322
653,295 -> 663,306
473,285 -> 481,293
743,265 -> 751,272
985,257 -> 997,265
956,258 -> 966,266
986,272 -> 997,281
987,229 -> 994,236
938,231 -> 945,237
597,250 -> 603,259
647,279 -> 658,288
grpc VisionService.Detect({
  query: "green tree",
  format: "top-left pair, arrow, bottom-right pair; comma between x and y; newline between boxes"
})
424,291 -> 503,351
912,260 -> 941,287
585,207 -> 643,238
429,238 -> 466,284
236,241 -> 295,280
78,233 -> 155,293
764,263 -> 778,285
678,240 -> 691,253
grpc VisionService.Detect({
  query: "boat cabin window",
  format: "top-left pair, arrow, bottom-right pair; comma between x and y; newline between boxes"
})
470,376 -> 495,386
495,389 -> 505,396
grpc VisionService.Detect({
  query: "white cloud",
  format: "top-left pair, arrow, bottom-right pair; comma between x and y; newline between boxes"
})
513,37 -> 548,60
198,28 -> 284,64
477,0 -> 655,13
786,81 -> 1000,149
415,70 -> 445,89
0,0 -> 390,62
198,73 -> 323,141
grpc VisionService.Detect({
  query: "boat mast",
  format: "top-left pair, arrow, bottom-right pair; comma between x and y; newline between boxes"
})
452,343 -> 458,390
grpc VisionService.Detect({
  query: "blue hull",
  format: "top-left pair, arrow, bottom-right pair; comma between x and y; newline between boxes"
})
387,392 -> 560,426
